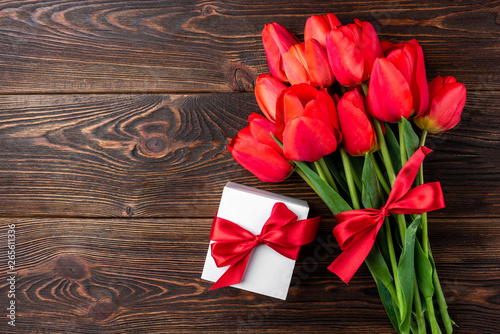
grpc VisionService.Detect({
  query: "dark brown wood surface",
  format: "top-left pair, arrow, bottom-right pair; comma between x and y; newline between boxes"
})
0,1 -> 498,333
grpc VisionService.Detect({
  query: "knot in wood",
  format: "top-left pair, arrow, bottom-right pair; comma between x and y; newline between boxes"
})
202,5 -> 214,16
234,68 -> 255,92
145,136 -> 166,153
56,256 -> 87,280
92,298 -> 116,321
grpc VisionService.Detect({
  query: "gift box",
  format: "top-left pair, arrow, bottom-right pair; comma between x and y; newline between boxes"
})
201,182 -> 317,300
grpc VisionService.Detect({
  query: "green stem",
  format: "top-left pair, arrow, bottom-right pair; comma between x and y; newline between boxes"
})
374,119 -> 396,186
352,166 -> 362,192
419,129 -> 429,256
410,321 -> 419,334
430,249 -> 454,334
421,212 -> 428,256
413,278 -> 426,334
419,128 -> 452,333
425,296 -> 441,334
399,119 -> 408,165
395,215 -> 407,244
370,153 -> 391,196
420,129 -> 428,147
384,219 -> 398,281
361,83 -> 369,97
384,218 -> 405,319
314,160 -> 328,183
318,157 -> 339,193
395,120 -> 411,242
374,118 -> 405,245
340,148 -> 361,210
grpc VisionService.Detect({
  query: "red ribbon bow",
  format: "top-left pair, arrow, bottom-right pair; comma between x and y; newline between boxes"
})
209,202 -> 321,290
328,146 -> 445,284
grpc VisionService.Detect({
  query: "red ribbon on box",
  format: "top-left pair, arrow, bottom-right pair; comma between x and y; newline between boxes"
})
328,146 -> 445,284
209,202 -> 321,290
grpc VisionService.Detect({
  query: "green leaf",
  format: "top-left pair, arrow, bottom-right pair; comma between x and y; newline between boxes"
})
366,243 -> 396,301
384,125 -> 402,174
374,277 -> 401,333
396,216 -> 421,332
350,155 -> 365,178
295,160 -> 352,215
362,154 -> 382,209
270,134 -> 351,215
415,240 -> 434,298
401,117 -> 419,160
376,224 -> 392,268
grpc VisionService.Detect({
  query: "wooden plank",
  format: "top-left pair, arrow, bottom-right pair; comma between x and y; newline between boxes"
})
0,0 -> 497,93
0,92 -> 498,218
0,217 -> 498,333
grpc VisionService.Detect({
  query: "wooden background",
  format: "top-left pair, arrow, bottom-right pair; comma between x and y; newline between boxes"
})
0,0 -> 498,333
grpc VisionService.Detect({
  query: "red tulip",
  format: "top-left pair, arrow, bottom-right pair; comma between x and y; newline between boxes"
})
282,39 -> 335,88
262,23 -> 300,83
304,13 -> 342,48
414,76 -> 466,133
228,114 -> 293,182
255,73 -> 288,122
366,39 -> 429,123
386,39 -> 429,117
337,90 -> 379,156
326,19 -> 383,87
275,83 -> 342,162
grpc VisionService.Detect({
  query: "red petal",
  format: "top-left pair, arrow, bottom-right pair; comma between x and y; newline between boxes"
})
282,116 -> 338,162
304,14 -> 341,48
427,76 -> 444,100
254,74 -> 287,122
326,29 -> 364,87
229,136 -> 292,182
428,82 -> 466,132
302,39 -> 335,88
367,58 -> 413,122
338,91 -> 378,156
282,45 -> 311,86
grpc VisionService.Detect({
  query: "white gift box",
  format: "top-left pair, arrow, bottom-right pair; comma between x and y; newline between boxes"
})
201,182 -> 311,300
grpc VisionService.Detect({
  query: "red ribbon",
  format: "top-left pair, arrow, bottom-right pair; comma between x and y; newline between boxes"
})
209,202 -> 321,290
328,146 -> 445,284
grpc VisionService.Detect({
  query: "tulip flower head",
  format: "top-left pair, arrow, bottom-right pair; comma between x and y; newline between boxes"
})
414,75 -> 466,133
255,73 -> 288,122
304,13 -> 342,48
275,83 -> 342,162
366,39 -> 429,123
228,113 -> 293,182
283,39 -> 335,88
326,19 -> 383,87
262,23 -> 300,83
337,90 -> 379,156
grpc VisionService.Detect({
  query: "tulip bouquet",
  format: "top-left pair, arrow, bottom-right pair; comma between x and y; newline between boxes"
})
228,13 -> 466,334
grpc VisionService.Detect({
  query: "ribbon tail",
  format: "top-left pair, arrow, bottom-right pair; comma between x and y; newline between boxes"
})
386,146 -> 432,204
210,250 -> 252,290
328,222 -> 383,284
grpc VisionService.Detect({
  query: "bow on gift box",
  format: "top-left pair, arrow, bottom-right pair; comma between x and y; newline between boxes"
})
328,146 -> 445,284
209,202 -> 321,290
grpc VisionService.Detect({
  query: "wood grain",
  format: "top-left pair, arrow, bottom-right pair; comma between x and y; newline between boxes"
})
0,92 -> 497,218
0,0 -> 497,93
0,1 -> 498,333
0,217 -> 498,333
